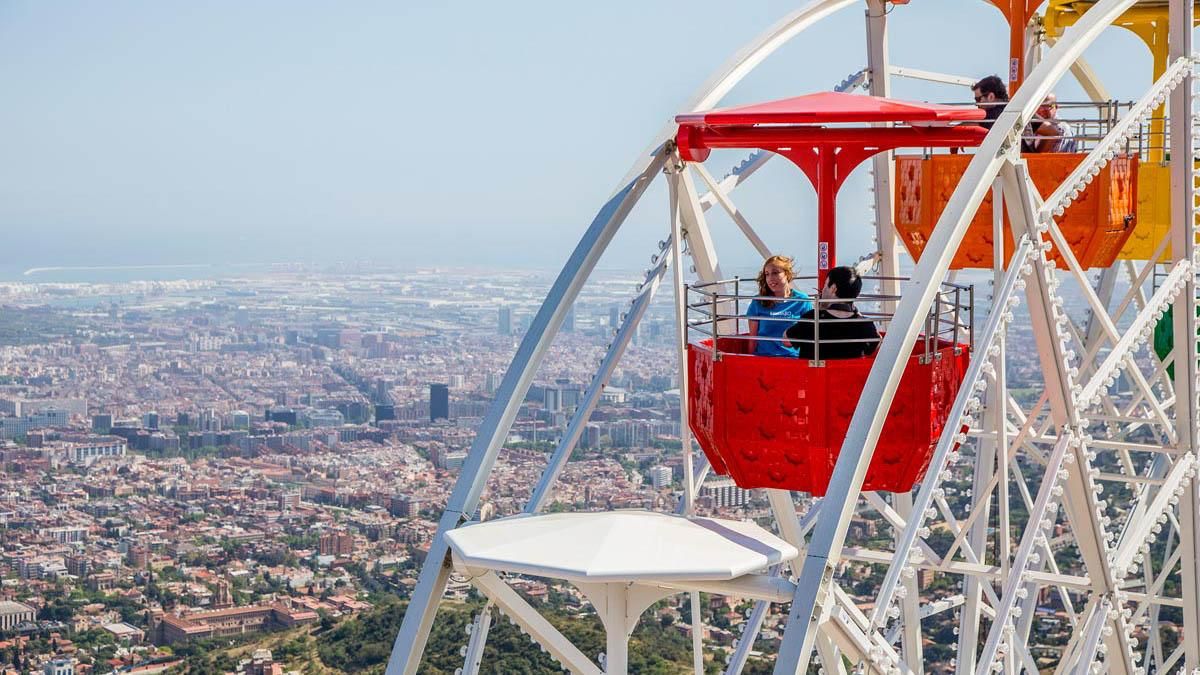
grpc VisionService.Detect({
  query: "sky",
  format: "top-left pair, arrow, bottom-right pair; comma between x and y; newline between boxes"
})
0,1 -> 1167,279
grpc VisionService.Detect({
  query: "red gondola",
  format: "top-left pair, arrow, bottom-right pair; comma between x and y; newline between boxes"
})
688,333 -> 967,496
675,92 -> 980,494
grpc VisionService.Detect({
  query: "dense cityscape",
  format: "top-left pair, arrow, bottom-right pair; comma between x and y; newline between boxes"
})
0,266 -> 1148,674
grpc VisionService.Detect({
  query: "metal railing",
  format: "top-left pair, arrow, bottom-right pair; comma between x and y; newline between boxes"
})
686,276 -> 973,365
937,100 -> 1190,161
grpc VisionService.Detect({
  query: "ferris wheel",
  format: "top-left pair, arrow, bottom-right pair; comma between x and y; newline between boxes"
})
387,0 -> 1200,673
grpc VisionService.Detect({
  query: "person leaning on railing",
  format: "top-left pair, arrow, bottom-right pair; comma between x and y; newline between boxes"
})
745,255 -> 813,357
1022,93 -> 1077,153
784,266 -> 881,360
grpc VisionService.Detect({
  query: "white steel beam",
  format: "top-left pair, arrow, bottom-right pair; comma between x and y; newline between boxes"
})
1171,0 -> 1200,665
473,572 -> 604,675
668,163 -> 706,675
974,436 -> 1072,674
886,65 -> 975,86
460,604 -> 493,675
526,243 -> 670,513
668,163 -> 697,515
690,163 -> 772,260
1112,454 -> 1197,572
387,150 -> 667,675
866,0 -> 901,314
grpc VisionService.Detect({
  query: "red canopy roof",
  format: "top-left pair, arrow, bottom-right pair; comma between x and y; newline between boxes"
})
675,91 -> 985,126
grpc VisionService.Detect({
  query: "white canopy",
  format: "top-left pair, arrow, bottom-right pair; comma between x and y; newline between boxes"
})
446,509 -> 798,583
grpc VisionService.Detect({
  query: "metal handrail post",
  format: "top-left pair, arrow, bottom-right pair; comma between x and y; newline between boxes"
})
734,276 -> 741,336
711,288 -> 720,359
953,288 -> 962,349
813,302 -> 821,364
969,285 -> 976,353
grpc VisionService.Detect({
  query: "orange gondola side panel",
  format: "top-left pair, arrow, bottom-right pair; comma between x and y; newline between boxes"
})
687,338 -> 967,496
895,153 -> 1138,269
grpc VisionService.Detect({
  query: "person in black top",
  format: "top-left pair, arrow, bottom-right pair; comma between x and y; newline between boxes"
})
972,75 -> 1009,130
785,266 -> 880,360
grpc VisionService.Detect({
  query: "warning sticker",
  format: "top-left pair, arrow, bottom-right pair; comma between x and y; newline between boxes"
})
818,242 -> 829,269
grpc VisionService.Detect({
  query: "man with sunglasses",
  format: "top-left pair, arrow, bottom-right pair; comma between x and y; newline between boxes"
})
972,75 -> 1009,130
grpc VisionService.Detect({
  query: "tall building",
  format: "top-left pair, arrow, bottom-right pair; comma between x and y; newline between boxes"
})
279,491 -> 301,511
430,384 -> 450,421
563,306 -> 575,333
700,477 -> 753,508
582,424 -> 601,449
498,307 -> 512,336
198,409 -> 222,432
318,532 -> 355,557
543,387 -> 561,413
92,414 -> 112,432
609,306 -> 620,329
649,465 -> 673,489
65,553 -> 92,577
143,412 -> 159,430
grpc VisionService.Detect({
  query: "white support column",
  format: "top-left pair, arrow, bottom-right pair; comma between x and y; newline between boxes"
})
603,586 -> 629,674
689,590 -> 704,675
576,582 -> 675,675
1169,1 -> 1200,670
891,493 -> 923,667
667,162 -> 697,515
959,179 -> 1006,674
866,0 -> 900,313
668,164 -> 707,674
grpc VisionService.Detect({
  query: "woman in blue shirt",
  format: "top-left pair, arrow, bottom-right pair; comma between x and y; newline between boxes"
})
745,255 -> 813,357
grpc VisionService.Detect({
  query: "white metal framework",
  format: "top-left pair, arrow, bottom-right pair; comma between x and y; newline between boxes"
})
388,1 -> 1200,673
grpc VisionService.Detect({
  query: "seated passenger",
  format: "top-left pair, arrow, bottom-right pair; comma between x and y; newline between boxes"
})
745,255 -> 813,357
785,266 -> 880,360
1023,93 -> 1076,153
972,75 -> 1009,130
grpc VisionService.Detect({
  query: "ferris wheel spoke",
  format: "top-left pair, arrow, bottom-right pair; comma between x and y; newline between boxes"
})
690,163 -> 773,260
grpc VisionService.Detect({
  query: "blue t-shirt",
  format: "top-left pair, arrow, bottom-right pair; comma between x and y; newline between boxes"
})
746,289 -> 813,357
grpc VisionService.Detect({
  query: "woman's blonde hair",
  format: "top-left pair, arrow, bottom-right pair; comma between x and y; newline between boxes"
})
756,255 -> 795,307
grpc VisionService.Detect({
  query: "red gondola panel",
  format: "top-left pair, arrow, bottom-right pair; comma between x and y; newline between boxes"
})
687,338 -> 967,496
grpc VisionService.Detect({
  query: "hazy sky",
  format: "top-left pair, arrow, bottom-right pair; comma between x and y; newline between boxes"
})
0,1 -> 1164,277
